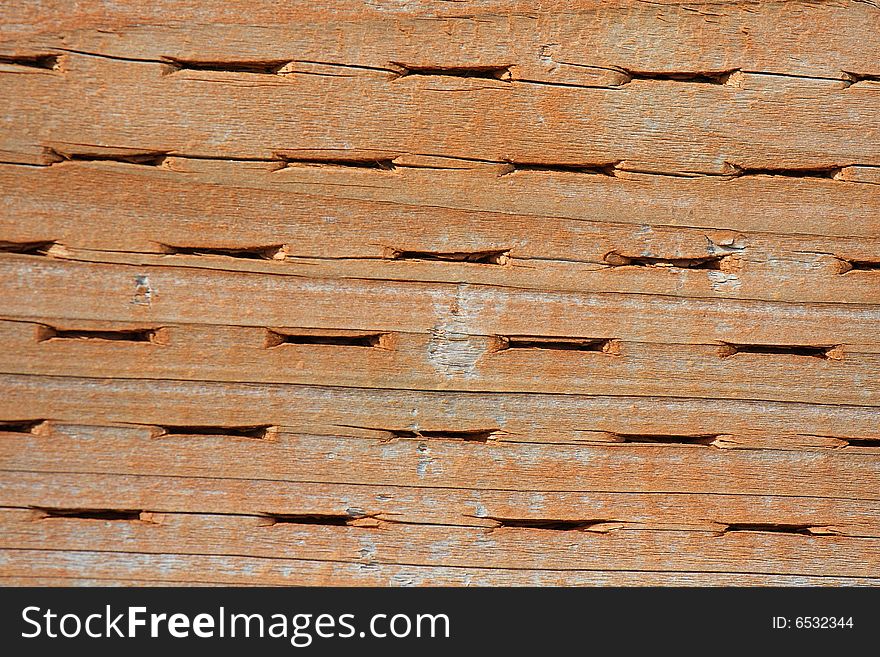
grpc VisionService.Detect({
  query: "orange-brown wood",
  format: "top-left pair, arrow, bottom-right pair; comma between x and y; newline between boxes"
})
1,0 -> 878,586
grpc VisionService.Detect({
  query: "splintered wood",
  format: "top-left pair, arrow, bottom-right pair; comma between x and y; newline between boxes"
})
1,1 -> 879,586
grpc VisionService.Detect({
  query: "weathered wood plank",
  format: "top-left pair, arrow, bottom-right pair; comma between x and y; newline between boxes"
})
4,470 -> 880,537
5,551 -> 876,587
0,319 -> 877,405
2,377 -> 879,444
3,1 -> 878,82
2,55 -> 880,171
2,423 -> 878,500
2,0 -> 878,587
6,159 -> 880,244
2,257 -> 878,348
1,509 -> 877,578
45,246 -> 880,306
4,159 -> 879,305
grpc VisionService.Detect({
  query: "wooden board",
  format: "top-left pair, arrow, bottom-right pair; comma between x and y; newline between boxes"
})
1,0 -> 878,586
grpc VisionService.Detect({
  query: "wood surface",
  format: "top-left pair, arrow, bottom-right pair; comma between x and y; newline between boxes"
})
0,0 -> 878,586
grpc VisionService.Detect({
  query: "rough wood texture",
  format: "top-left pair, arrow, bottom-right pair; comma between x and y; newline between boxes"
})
1,0 -> 878,586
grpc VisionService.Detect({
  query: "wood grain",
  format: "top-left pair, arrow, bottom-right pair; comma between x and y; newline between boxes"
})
1,0 -> 878,586
2,160 -> 879,305
0,319 -> 878,406
2,509 -> 878,580
3,54 -> 880,171
3,1 -> 879,80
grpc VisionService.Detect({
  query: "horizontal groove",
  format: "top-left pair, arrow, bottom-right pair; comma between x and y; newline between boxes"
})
0,54 -> 59,70
389,249 -> 509,265
393,429 -> 498,442
719,343 -> 840,359
392,63 -> 511,81
46,148 -> 168,166
721,523 -> 816,536
604,251 -> 725,269
0,240 -> 56,255
610,433 -> 720,446
278,156 -> 396,170
0,420 -> 45,433
265,329 -> 388,348
489,518 -> 616,531
36,326 -> 158,343
162,58 -> 292,75
263,513 -> 356,527
494,336 -> 616,353
620,69 -> 738,85
160,244 -> 287,260
35,507 -> 143,521
157,425 -> 274,440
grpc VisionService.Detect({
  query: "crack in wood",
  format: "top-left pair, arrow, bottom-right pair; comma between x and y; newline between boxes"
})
392,429 -> 498,443
488,517 -> 620,531
500,161 -> 619,176
721,523 -> 818,536
391,64 -> 512,81
262,513 -> 353,527
161,58 -> 293,75
619,69 -> 738,85
726,164 -> 843,179
159,244 -> 288,260
719,343 -> 841,359
0,240 -> 57,255
34,508 -> 144,521
0,54 -> 59,70
843,438 -> 880,448
46,148 -> 168,166
609,433 -> 720,446
493,336 -> 616,353
604,252 -> 727,269
156,425 -> 274,440
0,420 -> 46,434
277,157 -> 397,170
836,257 -> 880,273
388,249 -> 509,265
36,326 -> 159,343
266,329 -> 388,348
